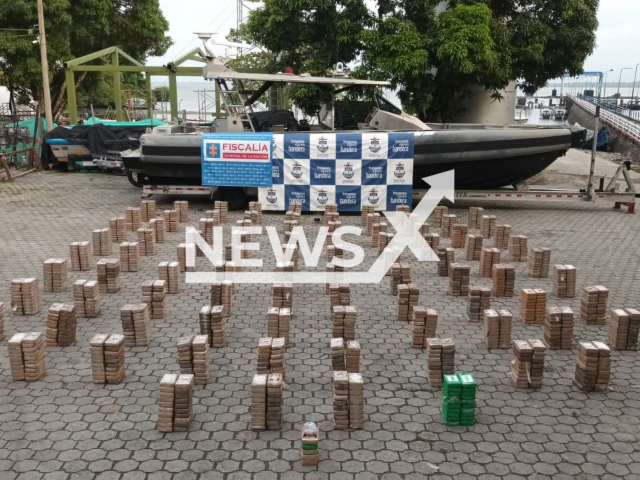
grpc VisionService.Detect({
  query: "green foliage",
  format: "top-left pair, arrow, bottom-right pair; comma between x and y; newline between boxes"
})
244,0 -> 599,122
0,0 -> 172,119
152,86 -> 170,103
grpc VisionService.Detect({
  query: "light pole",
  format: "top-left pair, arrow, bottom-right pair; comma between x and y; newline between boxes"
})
616,67 -> 632,103
36,0 -> 53,131
602,69 -> 614,99
631,63 -> 640,102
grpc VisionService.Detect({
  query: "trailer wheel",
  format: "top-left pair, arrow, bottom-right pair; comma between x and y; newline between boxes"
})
215,187 -> 247,211
127,170 -> 143,188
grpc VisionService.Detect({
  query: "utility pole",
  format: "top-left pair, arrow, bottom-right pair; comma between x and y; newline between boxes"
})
587,106 -> 600,201
616,67 -> 632,103
37,0 -> 54,131
631,63 -> 640,102
237,0 -> 243,57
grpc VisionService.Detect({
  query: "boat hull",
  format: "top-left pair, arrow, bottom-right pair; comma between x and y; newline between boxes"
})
136,125 -> 584,190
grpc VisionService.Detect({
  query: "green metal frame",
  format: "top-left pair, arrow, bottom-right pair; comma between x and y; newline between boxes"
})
64,46 -> 217,124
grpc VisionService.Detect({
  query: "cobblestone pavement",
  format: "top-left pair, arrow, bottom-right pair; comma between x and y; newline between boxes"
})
1,171 -> 640,480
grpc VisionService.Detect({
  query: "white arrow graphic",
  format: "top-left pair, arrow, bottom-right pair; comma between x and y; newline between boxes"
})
366,170 -> 455,282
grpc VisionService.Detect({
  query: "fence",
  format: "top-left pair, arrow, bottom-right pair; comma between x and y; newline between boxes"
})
568,94 -> 640,146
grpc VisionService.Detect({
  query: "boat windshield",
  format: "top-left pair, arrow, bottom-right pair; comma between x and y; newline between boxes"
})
375,95 -> 402,115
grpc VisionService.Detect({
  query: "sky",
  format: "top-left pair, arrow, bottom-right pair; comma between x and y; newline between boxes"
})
148,0 -> 640,84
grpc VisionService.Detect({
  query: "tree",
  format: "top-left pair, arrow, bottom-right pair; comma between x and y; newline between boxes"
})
0,0 -> 172,120
244,0 -> 598,121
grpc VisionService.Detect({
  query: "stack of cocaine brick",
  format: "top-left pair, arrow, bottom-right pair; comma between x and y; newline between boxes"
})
90,334 -> 126,384
96,259 -> 121,293
442,373 -> 477,426
484,309 -> 512,349
492,264 -> 515,297
257,337 -> 272,373
214,201 -> 229,223
263,337 -> 286,376
378,228 -> 392,251
331,338 -> 346,370
467,287 -> 491,322
267,373 -> 284,429
345,340 -> 360,373
333,371 -> 364,429
157,373 -> 194,432
120,303 -> 151,347
136,228 -> 156,256
544,306 -> 574,350
282,244 -> 299,270
251,373 -> 284,430
92,229 -> 112,256
436,247 -> 455,276
397,283 -> 419,321
441,214 -> 457,237
272,282 -> 293,310
141,280 -> 166,319
324,207 -> 339,225
468,207 -> 484,228
206,209 -> 221,224
249,201 -> 263,223
174,200 -> 189,223
109,217 -> 127,243
149,218 -> 166,243
480,215 -> 497,238
552,265 -> 577,298
301,422 -> 319,467
509,235 -> 528,261
43,258 -> 68,292
361,206 -> 374,229
0,303 -> 4,341
511,339 -> 546,389
199,218 -> 216,245
426,337 -> 456,388
176,334 -> 210,384
366,213 -> 379,236
119,242 -> 140,272
210,281 -> 233,316
251,374 -> 268,430
125,207 -> 142,231
327,244 -> 343,270
284,218 -> 300,236
10,278 -> 41,315
574,341 -> 610,392
199,305 -> 227,347
424,233 -> 440,250
348,373 -> 364,429
479,248 -> 500,277
493,224 -> 511,250
609,308 -> 640,350
411,307 -> 438,348
46,303 -> 76,346
520,289 -> 547,325
432,205 -> 448,227
418,221 -> 430,236
73,280 -> 101,318
580,286 -> 609,324
451,224 -> 469,248
371,221 -> 381,247
448,264 -> 470,296
333,371 -> 349,429
177,244 -> 193,273
266,307 -> 292,345
164,209 -> 179,232
396,204 -> 411,214
331,305 -> 357,340
158,261 -> 181,294
465,234 -> 483,261
528,248 -> 551,277
390,263 -> 411,294
140,199 -> 157,222
70,242 -> 93,271
8,332 -> 46,381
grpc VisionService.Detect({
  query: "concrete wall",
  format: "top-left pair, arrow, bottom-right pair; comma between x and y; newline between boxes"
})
566,97 -> 640,161
454,82 -> 517,125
